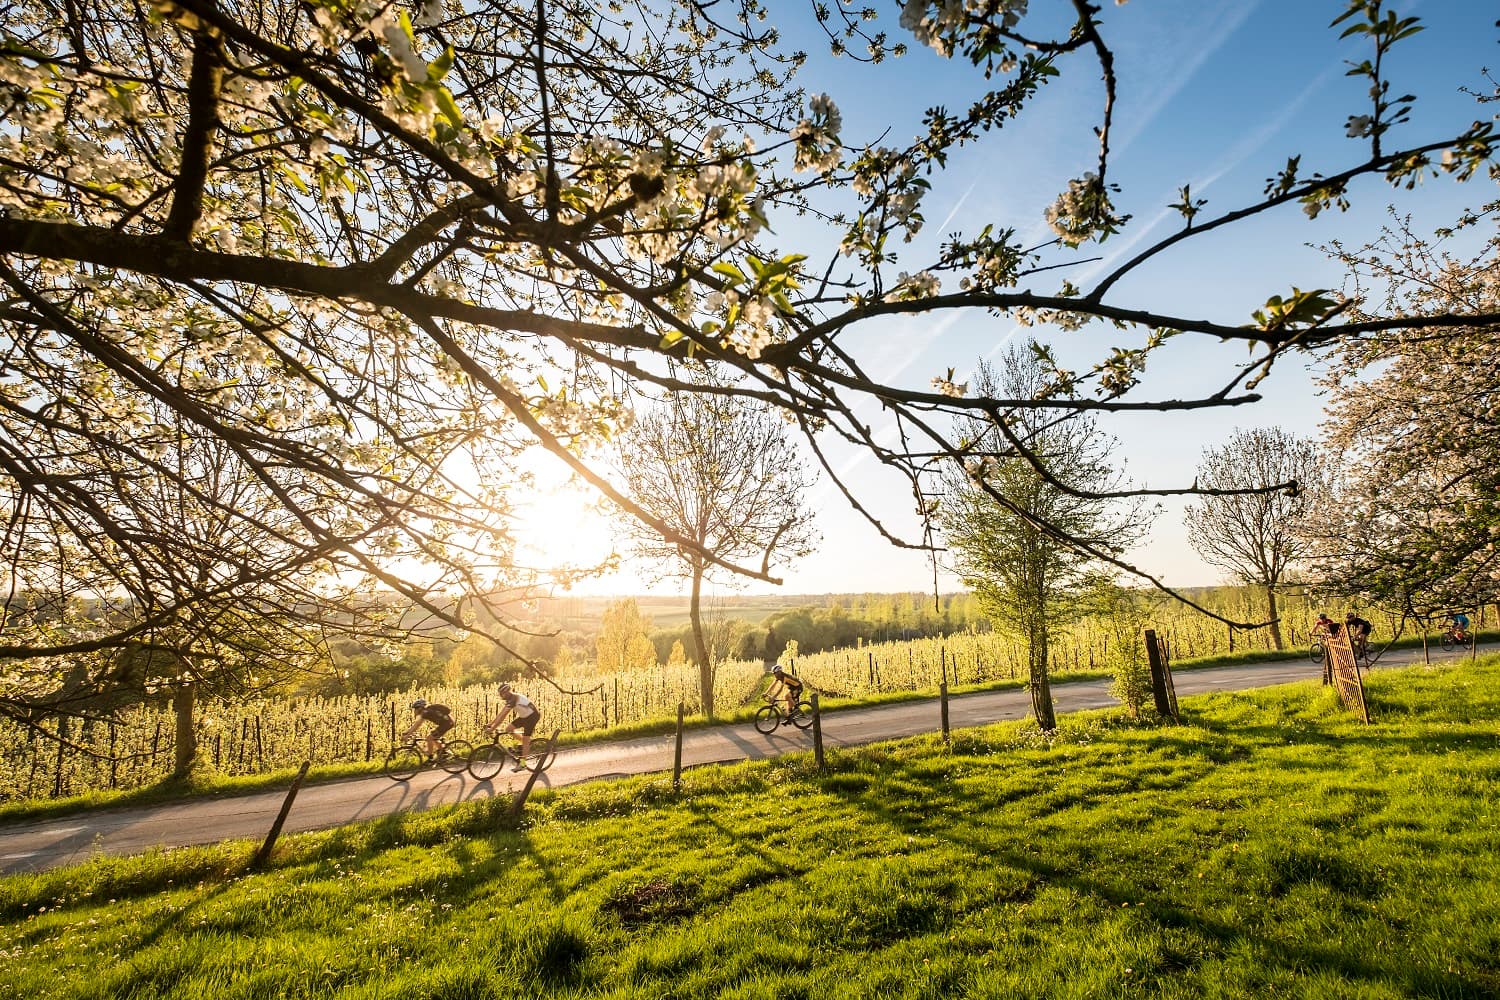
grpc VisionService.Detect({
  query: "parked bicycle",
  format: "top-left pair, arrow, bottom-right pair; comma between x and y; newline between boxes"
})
382,735 -> 474,781
753,695 -> 815,735
467,732 -> 557,781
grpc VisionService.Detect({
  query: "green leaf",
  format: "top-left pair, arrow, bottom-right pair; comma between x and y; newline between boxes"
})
428,45 -> 455,83
433,85 -> 463,129
711,262 -> 748,285
277,164 -> 310,195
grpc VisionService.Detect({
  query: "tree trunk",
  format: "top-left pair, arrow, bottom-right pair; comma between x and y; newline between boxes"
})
1029,621 -> 1056,730
172,682 -> 197,779
1265,583 -> 1284,650
688,565 -> 714,718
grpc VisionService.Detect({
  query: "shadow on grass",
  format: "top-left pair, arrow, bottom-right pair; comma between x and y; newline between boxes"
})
808,734 -> 1492,998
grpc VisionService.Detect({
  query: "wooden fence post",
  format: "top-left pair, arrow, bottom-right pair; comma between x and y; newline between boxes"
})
673,702 -> 685,790
508,729 -> 561,820
1144,629 -> 1177,720
253,760 -> 311,868
939,681 -> 950,743
811,693 -> 825,770
52,716 -> 68,799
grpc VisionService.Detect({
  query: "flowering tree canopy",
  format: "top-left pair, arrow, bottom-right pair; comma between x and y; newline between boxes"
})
1,0 -> 1496,721
1309,201 -> 1500,613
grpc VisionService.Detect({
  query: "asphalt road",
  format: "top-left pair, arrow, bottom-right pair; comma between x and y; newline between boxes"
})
0,641 -> 1486,874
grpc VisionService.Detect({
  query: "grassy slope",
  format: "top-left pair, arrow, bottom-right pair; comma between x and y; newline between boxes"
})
2,659 -> 1498,999
0,643 -> 1324,824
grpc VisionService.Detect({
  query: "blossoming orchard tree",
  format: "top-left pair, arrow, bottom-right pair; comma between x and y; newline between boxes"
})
614,383 -> 819,717
1,0 -> 1496,735
1307,201 -> 1500,618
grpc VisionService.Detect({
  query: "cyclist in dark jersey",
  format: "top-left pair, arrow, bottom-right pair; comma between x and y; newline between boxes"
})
1345,613 -> 1373,657
401,699 -> 455,760
768,664 -> 804,718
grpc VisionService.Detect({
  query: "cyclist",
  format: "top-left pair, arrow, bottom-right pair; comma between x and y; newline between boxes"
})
484,683 -> 541,770
1451,611 -> 1471,643
1313,613 -> 1338,639
1345,612 -> 1373,658
402,699 -> 455,761
768,664 -> 804,719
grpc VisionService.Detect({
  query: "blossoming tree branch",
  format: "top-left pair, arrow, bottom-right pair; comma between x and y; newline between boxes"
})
0,0 -> 1495,719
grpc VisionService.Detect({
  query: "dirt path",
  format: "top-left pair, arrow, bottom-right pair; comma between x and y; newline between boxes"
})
0,642 -> 1485,874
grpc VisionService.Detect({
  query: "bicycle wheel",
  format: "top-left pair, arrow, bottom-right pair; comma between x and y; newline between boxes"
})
1441,632 -> 1454,652
383,745 -> 426,781
753,704 -> 781,735
791,700 -> 816,730
526,736 -> 557,772
1309,640 -> 1325,663
467,743 -> 508,781
438,739 -> 473,774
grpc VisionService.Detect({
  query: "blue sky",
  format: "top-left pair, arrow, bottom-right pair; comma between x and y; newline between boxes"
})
519,0 -> 1499,599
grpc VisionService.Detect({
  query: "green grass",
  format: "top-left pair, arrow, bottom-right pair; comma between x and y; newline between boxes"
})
0,636 -> 1482,825
3,658 -> 1499,998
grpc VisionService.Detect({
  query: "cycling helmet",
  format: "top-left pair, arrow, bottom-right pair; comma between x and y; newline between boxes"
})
771,665 -> 785,676
498,683 -> 512,696
409,698 -> 427,710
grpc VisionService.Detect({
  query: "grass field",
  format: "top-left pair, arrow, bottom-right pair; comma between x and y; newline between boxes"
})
2,658 -> 1498,998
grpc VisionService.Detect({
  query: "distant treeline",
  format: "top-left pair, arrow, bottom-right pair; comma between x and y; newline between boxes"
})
320,592 -> 985,695
310,583 -> 1400,697
648,592 -> 985,664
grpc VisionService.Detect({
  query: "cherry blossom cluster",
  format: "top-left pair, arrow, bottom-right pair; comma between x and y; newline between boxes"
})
790,93 -> 844,174
1044,172 -> 1118,246
886,270 -> 942,302
899,0 -> 1029,59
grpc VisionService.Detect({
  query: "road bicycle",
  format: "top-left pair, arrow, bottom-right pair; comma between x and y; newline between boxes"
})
382,735 -> 474,781
753,696 -> 815,735
1440,624 -> 1474,651
467,731 -> 558,781
1310,631 -> 1372,665
1350,632 -> 1373,663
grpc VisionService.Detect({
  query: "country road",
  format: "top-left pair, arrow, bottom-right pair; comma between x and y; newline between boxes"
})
1,642 -> 1487,874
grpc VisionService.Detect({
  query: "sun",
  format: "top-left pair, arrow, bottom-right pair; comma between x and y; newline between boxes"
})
510,476 -> 625,587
